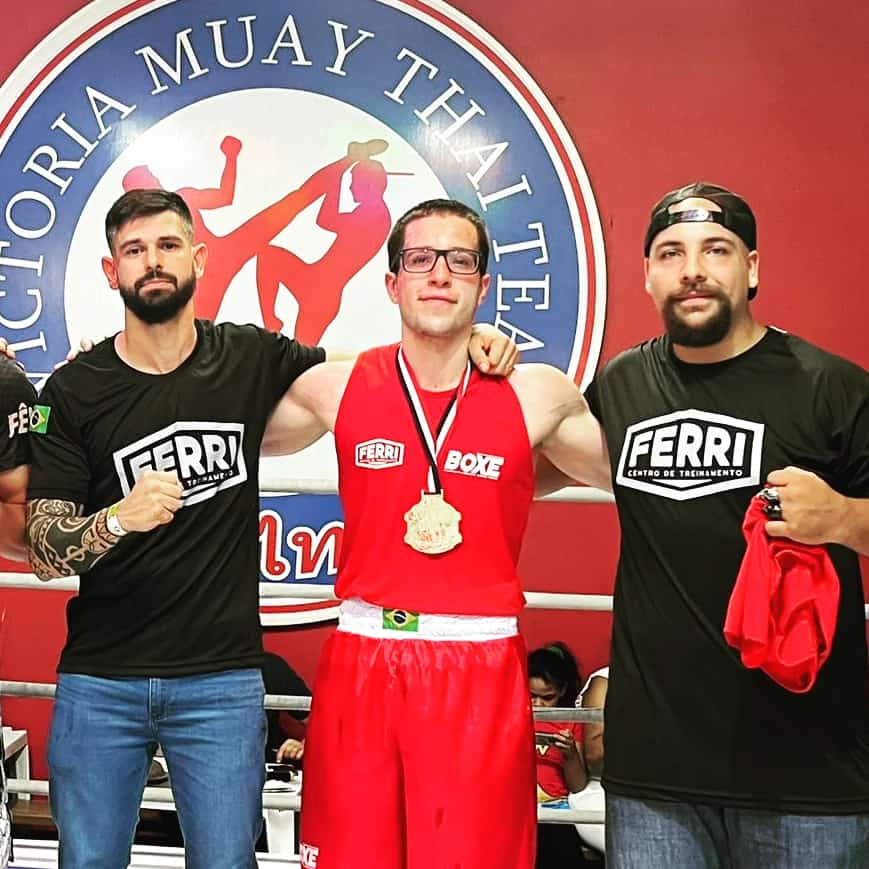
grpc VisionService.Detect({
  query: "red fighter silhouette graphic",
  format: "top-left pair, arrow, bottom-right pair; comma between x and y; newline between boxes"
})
123,137 -> 393,342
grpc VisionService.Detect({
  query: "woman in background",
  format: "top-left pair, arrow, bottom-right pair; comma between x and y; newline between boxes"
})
529,642 -> 591,867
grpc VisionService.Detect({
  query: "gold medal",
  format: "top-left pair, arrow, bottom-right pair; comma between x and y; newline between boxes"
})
396,347 -> 471,556
404,491 -> 463,555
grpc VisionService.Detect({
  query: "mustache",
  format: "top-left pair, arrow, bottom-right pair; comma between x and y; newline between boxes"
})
134,269 -> 178,291
670,283 -> 723,299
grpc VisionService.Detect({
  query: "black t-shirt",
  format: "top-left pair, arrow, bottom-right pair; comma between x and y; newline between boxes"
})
27,320 -> 325,677
587,328 -> 869,813
1,355 -> 36,471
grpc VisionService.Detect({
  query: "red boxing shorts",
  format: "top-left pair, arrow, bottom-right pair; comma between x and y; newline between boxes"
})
299,599 -> 537,869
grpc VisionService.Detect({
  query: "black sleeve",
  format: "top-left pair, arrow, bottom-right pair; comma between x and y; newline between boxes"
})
0,357 -> 37,471
259,330 -> 326,403
583,373 -> 601,421
826,361 -> 869,498
26,372 -> 91,504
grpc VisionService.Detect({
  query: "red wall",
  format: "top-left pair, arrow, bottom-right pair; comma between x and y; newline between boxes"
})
3,0 -> 869,779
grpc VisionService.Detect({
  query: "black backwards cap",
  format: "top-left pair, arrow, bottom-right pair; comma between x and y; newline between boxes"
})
643,182 -> 758,299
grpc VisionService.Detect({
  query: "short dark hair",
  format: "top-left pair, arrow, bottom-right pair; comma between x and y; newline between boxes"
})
105,188 -> 194,252
528,641 -> 581,706
386,198 -> 490,274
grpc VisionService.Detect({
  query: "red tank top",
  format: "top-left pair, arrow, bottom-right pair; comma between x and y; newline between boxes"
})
334,344 -> 534,616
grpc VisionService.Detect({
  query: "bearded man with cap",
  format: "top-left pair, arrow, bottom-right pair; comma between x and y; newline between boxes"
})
585,183 -> 869,867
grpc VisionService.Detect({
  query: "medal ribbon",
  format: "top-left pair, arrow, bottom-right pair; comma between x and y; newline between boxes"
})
396,346 -> 471,494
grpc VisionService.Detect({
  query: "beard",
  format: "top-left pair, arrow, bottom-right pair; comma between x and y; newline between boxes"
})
662,290 -> 732,348
119,269 -> 195,324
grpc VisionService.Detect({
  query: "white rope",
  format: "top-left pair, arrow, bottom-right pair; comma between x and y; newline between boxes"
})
1,573 -> 77,593
5,778 -> 605,824
261,477 -> 613,503
0,572 -> 615,613
538,805 -> 605,824
1,680 -> 56,699
10,838 -> 299,868
6,777 -> 301,811
5,571 -> 867,618
0,680 -> 604,722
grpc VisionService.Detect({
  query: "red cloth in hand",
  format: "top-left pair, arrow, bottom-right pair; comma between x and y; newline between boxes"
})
724,496 -> 839,693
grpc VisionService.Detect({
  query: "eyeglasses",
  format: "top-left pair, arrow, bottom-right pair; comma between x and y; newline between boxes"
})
398,247 -> 481,275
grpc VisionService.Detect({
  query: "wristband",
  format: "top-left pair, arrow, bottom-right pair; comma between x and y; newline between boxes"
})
106,502 -> 128,537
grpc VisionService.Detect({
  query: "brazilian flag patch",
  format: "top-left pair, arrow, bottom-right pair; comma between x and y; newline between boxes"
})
382,608 -> 419,632
30,404 -> 51,434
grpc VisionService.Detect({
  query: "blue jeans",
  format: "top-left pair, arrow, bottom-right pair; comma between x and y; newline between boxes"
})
48,670 -> 266,869
606,792 -> 869,869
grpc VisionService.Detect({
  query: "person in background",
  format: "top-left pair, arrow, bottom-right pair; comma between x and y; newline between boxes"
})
579,666 -> 609,779
0,350 -> 35,561
261,651 -> 310,764
571,665 -> 609,859
529,642 -> 591,868
0,345 -> 36,868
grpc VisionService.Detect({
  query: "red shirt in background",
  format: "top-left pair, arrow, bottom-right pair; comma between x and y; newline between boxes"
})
534,721 -> 584,801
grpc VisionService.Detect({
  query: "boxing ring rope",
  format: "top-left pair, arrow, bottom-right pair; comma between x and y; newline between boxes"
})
0,678 -> 604,823
0,675 -> 604,823
0,571 -> 616,614
4,478 -> 866,613
0,680 -> 602,723
263,478 -> 615,503
2,779 -> 604,825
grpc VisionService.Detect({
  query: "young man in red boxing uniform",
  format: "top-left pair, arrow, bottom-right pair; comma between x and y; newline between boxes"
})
264,198 -> 610,869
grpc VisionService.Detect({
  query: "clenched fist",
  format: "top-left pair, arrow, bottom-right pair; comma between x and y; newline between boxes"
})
221,135 -> 242,158
116,471 -> 184,533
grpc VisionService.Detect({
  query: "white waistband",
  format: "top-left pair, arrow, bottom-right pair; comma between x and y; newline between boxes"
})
338,598 -> 518,642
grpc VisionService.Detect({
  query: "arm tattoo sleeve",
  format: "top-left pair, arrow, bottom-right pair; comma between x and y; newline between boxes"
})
25,499 -> 122,580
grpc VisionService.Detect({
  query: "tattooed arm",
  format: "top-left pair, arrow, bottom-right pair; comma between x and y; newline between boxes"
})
25,470 -> 185,580
25,499 -> 122,580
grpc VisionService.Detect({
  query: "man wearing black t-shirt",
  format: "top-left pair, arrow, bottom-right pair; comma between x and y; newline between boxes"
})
23,189 -> 328,869
587,183 -> 869,867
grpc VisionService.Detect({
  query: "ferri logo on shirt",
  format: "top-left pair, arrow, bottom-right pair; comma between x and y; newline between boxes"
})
615,410 -> 764,500
355,438 -> 405,469
113,421 -> 247,507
